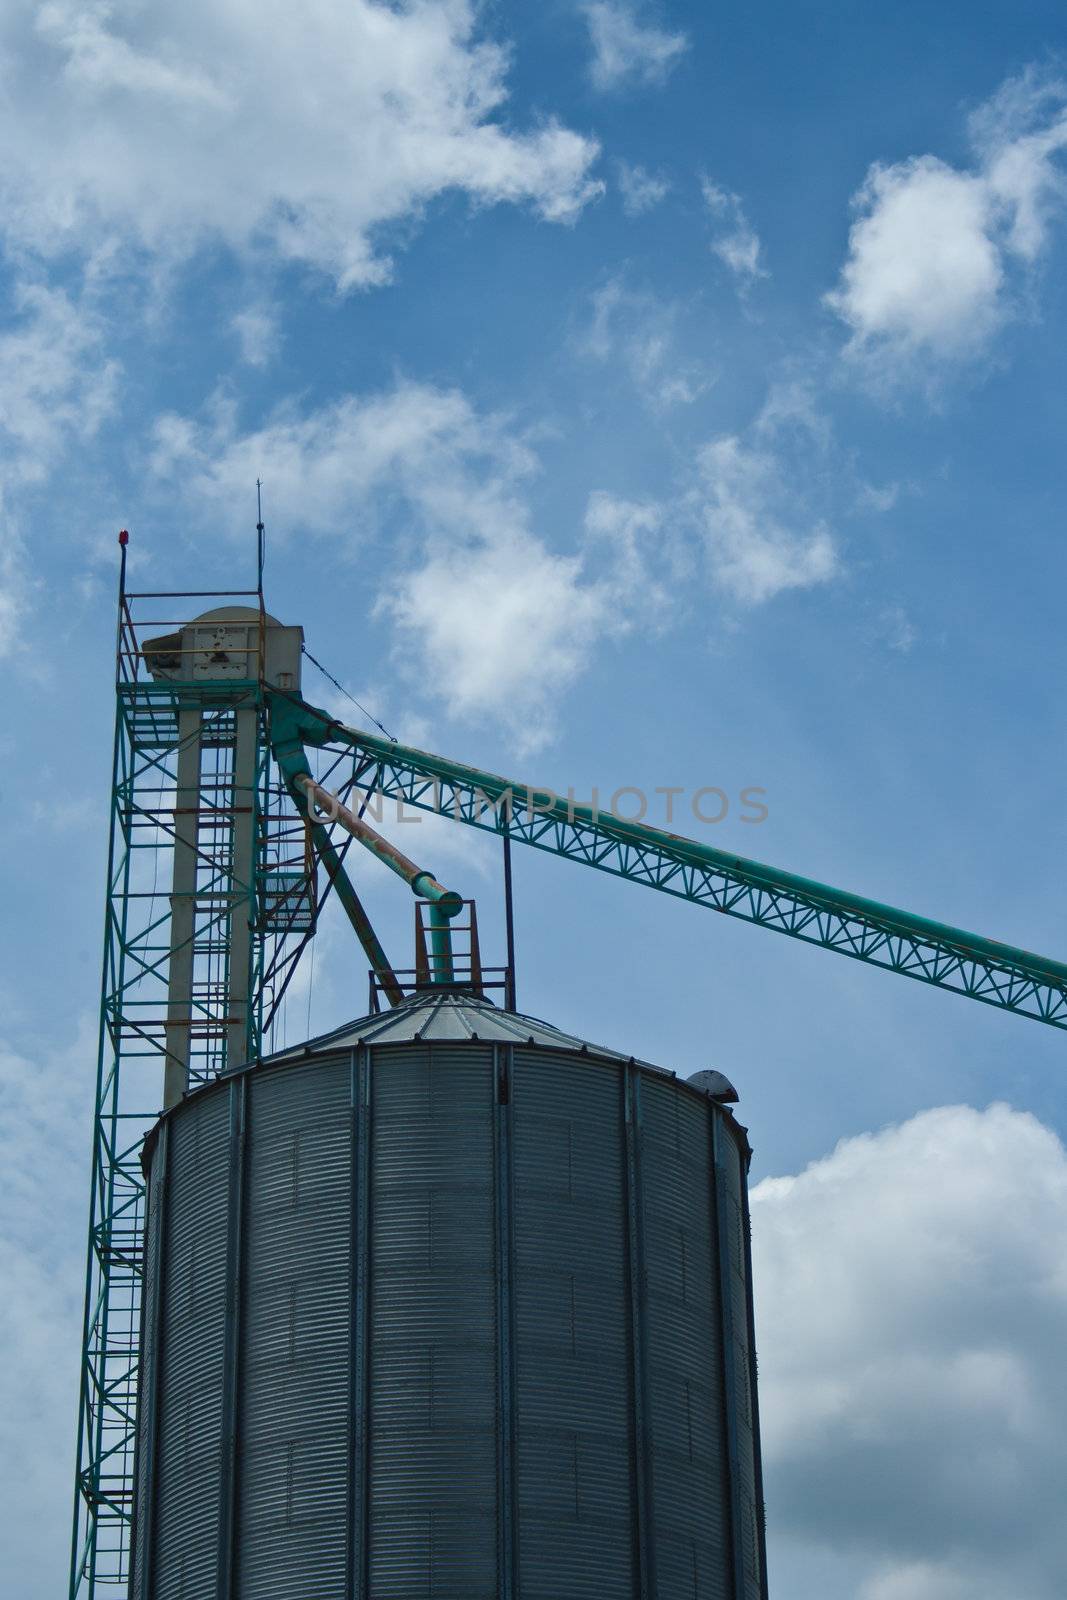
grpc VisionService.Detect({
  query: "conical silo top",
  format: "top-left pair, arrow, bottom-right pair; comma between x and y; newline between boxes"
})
259,988 -> 670,1073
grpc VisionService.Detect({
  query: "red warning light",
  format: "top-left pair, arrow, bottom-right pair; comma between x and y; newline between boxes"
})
118,529 -> 129,546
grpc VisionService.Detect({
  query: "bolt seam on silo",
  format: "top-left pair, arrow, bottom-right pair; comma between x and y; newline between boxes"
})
132,1120 -> 168,1600
350,1045 -> 373,1600
624,1064 -> 657,1600
216,1075 -> 247,1599
712,1108 -> 748,1600
739,1152 -> 770,1600
493,1043 -> 519,1599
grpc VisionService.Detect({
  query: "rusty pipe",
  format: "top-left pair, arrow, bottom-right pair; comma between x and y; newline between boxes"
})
296,774 -> 462,917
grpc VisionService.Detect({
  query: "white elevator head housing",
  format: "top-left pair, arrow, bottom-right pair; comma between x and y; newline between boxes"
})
144,605 -> 303,691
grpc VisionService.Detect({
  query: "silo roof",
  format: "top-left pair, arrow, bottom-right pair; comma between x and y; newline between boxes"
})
258,987 -> 674,1074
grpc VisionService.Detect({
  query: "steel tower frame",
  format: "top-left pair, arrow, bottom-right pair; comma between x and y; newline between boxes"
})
68,568 -> 315,1595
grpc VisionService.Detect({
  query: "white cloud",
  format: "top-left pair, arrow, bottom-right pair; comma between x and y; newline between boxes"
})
583,489 -> 676,622
859,1560 -> 993,1600
0,282 -> 118,489
151,380 -> 537,544
583,279 -> 626,361
383,483 -> 678,748
753,1103 -> 1067,1600
381,533 -> 614,751
753,375 -> 831,447
696,436 -> 836,603
702,179 -> 768,288
692,388 -> 838,604
0,281 -> 119,658
582,277 -> 709,407
30,794 -> 103,833
829,159 -> 1001,357
379,801 -> 496,880
0,0 -> 602,290
231,304 -> 280,368
0,1020 -> 96,1599
617,161 -> 671,215
152,380 -> 633,749
877,603 -> 917,653
858,480 -> 900,514
827,67 -> 1067,378
583,2 -> 688,93
970,69 -> 1067,261
155,370 -> 845,742
0,544 -> 26,662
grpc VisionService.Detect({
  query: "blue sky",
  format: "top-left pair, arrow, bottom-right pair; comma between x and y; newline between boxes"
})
2,3 -> 1067,1596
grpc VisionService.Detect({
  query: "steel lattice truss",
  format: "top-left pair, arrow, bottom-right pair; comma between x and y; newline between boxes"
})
273,695 -> 1067,1031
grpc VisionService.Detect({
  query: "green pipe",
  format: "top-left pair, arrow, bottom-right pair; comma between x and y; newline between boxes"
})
412,872 -> 463,917
428,902 -> 455,985
295,772 -> 462,918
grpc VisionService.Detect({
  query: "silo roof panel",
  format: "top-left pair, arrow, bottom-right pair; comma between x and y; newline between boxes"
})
256,988 -> 672,1075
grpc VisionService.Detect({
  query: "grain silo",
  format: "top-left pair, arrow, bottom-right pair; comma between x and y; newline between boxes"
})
130,986 -> 767,1599
74,550 -> 1067,1600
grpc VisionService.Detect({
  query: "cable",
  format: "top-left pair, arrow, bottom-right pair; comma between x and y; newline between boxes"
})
301,644 -> 398,742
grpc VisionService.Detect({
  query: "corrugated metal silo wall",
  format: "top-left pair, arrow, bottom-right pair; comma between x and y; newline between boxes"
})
131,1040 -> 767,1599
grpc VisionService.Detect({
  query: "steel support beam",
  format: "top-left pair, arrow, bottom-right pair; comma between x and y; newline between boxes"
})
163,709 -> 200,1108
